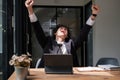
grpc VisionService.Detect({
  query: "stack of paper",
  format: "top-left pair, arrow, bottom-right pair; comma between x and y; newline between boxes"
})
76,67 -> 104,71
98,64 -> 120,70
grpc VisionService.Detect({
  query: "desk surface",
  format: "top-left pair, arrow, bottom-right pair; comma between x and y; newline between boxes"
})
8,67 -> 120,80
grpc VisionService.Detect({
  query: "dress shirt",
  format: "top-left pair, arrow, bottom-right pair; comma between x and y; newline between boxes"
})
56,41 -> 68,54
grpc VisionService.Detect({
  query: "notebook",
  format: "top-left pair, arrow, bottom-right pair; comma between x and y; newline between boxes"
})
43,54 -> 73,74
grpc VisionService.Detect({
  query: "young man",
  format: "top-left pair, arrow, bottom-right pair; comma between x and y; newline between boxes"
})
25,0 -> 100,67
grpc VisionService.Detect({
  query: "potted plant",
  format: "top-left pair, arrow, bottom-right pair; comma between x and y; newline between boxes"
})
9,52 -> 32,80
9,52 -> 32,67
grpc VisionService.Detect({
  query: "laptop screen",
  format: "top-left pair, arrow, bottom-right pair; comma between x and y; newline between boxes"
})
44,54 -> 73,74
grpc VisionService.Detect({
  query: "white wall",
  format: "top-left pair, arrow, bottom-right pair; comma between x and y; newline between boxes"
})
93,0 -> 120,66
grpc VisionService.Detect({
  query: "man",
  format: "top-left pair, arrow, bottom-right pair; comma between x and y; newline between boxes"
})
25,0 -> 100,67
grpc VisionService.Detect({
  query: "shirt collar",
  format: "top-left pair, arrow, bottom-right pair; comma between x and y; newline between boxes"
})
56,40 -> 64,44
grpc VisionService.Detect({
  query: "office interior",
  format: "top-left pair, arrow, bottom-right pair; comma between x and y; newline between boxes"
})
0,0 -> 120,80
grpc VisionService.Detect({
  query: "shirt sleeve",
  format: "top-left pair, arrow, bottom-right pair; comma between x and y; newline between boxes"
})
86,17 -> 95,26
29,13 -> 38,22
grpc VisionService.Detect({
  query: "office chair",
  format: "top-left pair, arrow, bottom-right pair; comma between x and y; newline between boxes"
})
96,57 -> 119,66
35,58 -> 41,68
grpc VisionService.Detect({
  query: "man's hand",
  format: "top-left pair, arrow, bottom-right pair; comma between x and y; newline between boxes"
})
90,4 -> 100,20
92,4 -> 100,15
25,0 -> 34,15
25,0 -> 34,8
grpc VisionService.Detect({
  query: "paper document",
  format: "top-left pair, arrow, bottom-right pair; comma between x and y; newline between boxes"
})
76,67 -> 104,71
98,64 -> 120,70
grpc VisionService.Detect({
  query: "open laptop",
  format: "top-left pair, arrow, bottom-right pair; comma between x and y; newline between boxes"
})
43,54 -> 73,74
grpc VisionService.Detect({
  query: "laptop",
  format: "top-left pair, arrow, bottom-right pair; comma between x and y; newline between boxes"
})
43,54 -> 73,74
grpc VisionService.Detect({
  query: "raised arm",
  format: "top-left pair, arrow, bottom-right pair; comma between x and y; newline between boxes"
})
25,0 -> 34,15
25,0 -> 47,48
75,4 -> 100,49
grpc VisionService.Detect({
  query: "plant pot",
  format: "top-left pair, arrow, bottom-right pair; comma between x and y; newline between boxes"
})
14,66 -> 28,80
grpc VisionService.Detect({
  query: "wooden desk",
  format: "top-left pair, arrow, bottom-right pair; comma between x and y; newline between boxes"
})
8,67 -> 120,80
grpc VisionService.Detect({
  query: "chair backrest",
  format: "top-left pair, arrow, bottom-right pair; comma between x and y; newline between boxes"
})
35,58 -> 41,68
96,58 -> 119,66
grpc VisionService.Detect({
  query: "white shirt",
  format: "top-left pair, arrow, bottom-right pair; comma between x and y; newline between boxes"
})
56,41 -> 67,54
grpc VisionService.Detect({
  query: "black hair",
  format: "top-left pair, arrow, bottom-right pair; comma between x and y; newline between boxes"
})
52,24 -> 71,42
